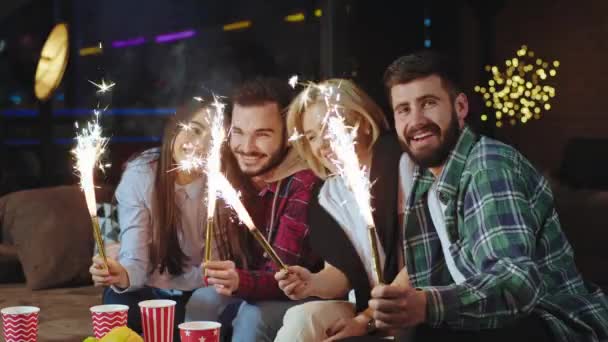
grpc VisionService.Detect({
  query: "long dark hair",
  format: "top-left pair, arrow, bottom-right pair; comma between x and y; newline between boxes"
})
146,101 -> 254,275
150,102 -> 201,275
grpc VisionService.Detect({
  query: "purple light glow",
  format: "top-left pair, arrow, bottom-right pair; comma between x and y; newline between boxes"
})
155,30 -> 196,43
111,37 -> 146,48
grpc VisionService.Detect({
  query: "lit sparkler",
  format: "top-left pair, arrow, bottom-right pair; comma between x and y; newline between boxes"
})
288,75 -> 299,89
88,79 -> 116,94
204,95 -> 226,263
72,109 -> 109,270
320,84 -> 384,284
215,173 -> 287,270
288,128 -> 304,142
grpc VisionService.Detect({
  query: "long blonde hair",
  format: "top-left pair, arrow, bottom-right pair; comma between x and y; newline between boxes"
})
286,79 -> 389,179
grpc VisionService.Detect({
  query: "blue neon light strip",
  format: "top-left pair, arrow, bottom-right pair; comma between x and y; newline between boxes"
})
2,108 -> 176,118
3,138 -> 41,145
1,109 -> 38,117
3,136 -> 162,146
53,108 -> 175,116
54,136 -> 162,145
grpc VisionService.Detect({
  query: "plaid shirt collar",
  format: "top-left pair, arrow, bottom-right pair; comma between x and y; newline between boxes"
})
257,180 -> 279,197
411,125 -> 479,205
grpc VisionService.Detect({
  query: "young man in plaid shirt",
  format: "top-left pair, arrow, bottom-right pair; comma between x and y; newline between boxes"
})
365,51 -> 608,341
185,77 -> 322,341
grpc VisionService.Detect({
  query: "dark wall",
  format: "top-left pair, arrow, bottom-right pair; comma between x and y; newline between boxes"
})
491,0 -> 608,173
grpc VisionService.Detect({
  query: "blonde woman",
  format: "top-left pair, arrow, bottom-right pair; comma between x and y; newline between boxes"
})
274,79 -> 415,341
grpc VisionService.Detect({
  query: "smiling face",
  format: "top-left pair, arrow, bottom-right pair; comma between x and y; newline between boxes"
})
301,103 -> 372,175
390,74 -> 468,171
172,109 -> 211,166
229,102 -> 287,177
301,103 -> 335,174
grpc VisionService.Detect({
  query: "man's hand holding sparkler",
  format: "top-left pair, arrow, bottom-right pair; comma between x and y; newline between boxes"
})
90,255 -> 130,289
204,260 -> 240,296
369,284 -> 427,330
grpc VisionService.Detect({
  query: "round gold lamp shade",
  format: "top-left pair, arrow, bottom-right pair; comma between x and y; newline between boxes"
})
34,23 -> 69,101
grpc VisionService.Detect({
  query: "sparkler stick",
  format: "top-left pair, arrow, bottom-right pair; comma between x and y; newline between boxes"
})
73,110 -> 109,270
215,173 -> 288,271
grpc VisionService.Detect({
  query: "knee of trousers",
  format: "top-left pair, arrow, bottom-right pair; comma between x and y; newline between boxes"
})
283,301 -> 328,323
275,302 -> 328,342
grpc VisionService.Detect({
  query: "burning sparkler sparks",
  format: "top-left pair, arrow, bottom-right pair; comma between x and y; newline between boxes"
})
72,109 -> 109,269
288,128 -> 305,143
288,75 -> 299,89
215,173 -> 287,270
88,79 -> 116,94
204,96 -> 226,263
314,82 -> 383,283
206,95 -> 226,219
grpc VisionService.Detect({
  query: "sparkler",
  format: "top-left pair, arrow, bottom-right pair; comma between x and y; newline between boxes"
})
173,96 -> 227,264
288,75 -> 299,89
72,109 -> 109,270
288,128 -> 304,143
318,83 -> 384,284
88,79 -> 116,94
215,173 -> 288,271
204,96 -> 226,264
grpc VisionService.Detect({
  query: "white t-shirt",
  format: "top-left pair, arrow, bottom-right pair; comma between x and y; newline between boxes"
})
398,152 -> 465,285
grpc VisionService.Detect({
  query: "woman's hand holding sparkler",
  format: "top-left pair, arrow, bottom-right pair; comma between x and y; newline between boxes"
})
204,260 -> 240,296
275,265 -> 314,300
89,255 -> 130,289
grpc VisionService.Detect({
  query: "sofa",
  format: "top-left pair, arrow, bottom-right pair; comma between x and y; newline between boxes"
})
0,185 -> 113,342
0,143 -> 606,342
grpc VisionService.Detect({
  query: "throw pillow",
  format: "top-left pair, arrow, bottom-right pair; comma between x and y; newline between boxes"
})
3,186 -> 97,289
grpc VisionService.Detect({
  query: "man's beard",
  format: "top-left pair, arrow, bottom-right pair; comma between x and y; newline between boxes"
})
400,112 -> 460,169
240,147 -> 287,177
234,136 -> 288,177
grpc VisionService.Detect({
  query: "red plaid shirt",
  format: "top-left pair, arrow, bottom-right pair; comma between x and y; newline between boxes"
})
234,169 -> 322,300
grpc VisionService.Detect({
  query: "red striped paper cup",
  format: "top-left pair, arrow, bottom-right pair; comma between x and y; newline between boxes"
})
90,304 -> 129,338
1,306 -> 40,342
138,300 -> 176,342
179,321 -> 221,342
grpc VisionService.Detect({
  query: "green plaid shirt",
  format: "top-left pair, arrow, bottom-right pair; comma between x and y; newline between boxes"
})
404,126 -> 608,341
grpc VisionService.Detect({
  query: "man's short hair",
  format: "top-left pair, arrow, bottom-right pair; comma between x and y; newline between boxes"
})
383,50 -> 462,100
232,77 -> 295,114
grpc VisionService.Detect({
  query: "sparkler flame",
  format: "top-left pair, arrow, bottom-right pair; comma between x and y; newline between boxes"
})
72,111 -> 109,216
303,82 -> 375,226
215,172 -> 287,269
326,112 -> 375,227
288,75 -> 299,89
88,79 -> 116,94
215,173 -> 255,230
288,128 -> 305,142
206,95 -> 226,219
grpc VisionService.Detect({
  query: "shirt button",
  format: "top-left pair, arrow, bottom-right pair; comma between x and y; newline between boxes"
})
439,192 -> 449,203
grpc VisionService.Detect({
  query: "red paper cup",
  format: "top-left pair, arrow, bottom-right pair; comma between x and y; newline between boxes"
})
138,300 -> 176,342
90,304 -> 129,338
1,306 -> 40,342
179,322 -> 221,342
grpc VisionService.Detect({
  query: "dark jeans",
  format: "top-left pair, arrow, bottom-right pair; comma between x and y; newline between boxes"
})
339,314 -> 555,342
103,287 -> 193,342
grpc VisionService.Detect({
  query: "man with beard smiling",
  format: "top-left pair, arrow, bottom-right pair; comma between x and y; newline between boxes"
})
363,51 -> 608,341
185,77 -> 322,341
